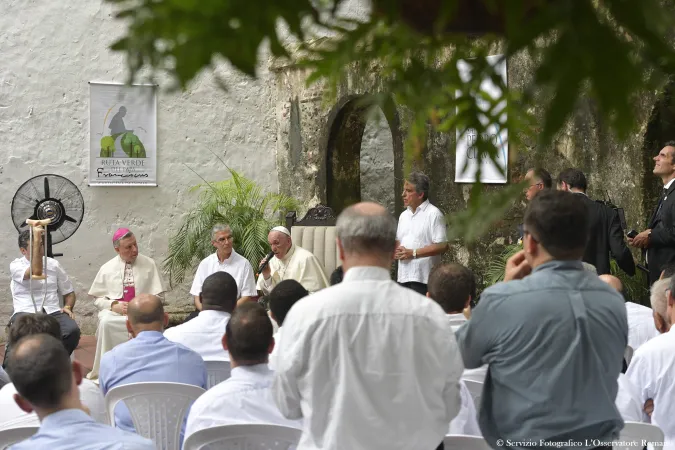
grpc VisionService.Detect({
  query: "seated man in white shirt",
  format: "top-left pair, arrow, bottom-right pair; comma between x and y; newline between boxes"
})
185,302 -> 302,440
600,274 -> 661,350
165,271 -> 238,361
626,275 -> 675,444
267,279 -> 309,369
427,263 -> 485,384
0,314 -> 107,429
256,226 -> 329,296
8,230 -> 79,358
185,224 -> 257,322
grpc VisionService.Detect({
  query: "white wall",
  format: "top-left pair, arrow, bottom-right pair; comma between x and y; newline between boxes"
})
0,0 -> 279,333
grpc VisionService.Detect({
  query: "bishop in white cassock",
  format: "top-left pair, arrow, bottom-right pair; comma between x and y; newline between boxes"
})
87,228 -> 164,379
256,226 -> 329,296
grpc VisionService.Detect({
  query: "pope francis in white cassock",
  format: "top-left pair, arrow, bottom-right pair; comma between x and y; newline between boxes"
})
256,226 -> 329,296
86,228 -> 164,379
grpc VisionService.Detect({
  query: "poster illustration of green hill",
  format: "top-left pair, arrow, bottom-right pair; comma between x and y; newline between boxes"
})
89,82 -> 157,186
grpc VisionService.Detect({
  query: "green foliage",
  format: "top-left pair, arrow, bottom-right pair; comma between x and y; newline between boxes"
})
163,167 -> 298,287
484,243 -> 522,286
108,0 -> 675,242
610,260 -> 649,306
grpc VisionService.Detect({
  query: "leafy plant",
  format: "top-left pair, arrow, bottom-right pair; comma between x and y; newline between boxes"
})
107,0 -> 675,242
484,243 -> 522,286
164,167 -> 298,287
610,260 -> 649,306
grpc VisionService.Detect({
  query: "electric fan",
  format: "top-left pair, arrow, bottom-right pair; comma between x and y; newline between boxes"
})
11,175 -> 85,257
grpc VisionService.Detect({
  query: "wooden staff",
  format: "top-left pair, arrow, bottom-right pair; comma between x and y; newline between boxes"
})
25,218 -> 51,280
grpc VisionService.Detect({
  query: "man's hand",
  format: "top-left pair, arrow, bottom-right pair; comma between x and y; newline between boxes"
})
628,229 -> 651,249
395,246 -> 413,260
112,302 -> 128,315
504,250 -> 532,282
259,258 -> 272,279
644,398 -> 654,418
61,307 -> 74,319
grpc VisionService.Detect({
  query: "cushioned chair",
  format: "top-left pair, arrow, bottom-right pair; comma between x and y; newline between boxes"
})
285,205 -> 340,277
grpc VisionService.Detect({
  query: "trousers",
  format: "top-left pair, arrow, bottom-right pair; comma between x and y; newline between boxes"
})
399,281 -> 428,296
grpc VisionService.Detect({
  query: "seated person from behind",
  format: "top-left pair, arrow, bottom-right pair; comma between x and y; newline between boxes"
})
87,228 -> 164,379
187,224 -> 257,321
256,226 -> 329,296
9,230 -> 79,357
99,294 -> 206,440
426,262 -> 485,384
185,302 -> 302,440
0,314 -> 107,429
165,271 -> 238,361
5,334 -> 154,450
267,280 -> 309,369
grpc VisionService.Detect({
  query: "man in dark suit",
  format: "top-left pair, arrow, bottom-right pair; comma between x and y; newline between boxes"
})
629,142 -> 675,285
557,168 -> 635,276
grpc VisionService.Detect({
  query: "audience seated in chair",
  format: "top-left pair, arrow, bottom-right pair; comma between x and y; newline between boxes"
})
87,229 -> 164,380
99,294 -> 206,443
627,275 -> 675,443
456,190 -> 627,448
273,202 -> 463,450
267,280 -> 309,370
5,333 -> 153,449
185,303 -> 302,441
165,271 -> 238,361
0,314 -> 107,429
427,263 -> 486,384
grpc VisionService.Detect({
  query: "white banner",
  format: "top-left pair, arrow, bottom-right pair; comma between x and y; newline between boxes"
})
455,55 -> 508,184
89,82 -> 157,186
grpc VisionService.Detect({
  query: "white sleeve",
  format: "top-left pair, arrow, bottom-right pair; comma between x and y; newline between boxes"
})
431,211 -> 448,244
240,262 -> 257,297
443,321 -> 464,424
10,260 -> 26,283
626,348 -> 654,405
55,260 -> 74,295
189,261 -> 206,296
449,381 -> 481,436
615,374 -> 645,423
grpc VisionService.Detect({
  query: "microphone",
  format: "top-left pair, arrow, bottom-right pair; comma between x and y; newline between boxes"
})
258,251 -> 275,273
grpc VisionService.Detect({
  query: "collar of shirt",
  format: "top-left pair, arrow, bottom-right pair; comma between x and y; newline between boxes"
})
407,199 -> 430,215
665,178 -> 675,190
134,330 -> 165,343
447,312 -> 467,323
343,266 -> 391,282
230,363 -> 273,381
198,310 -> 231,320
532,259 -> 584,274
280,244 -> 296,263
213,250 -> 237,265
40,409 -> 94,431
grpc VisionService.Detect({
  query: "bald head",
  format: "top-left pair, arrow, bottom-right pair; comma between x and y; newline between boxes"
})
599,274 -> 623,293
127,294 -> 165,331
336,202 -> 397,263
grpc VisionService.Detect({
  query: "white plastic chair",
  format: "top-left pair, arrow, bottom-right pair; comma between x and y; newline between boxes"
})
614,421 -> 665,450
463,379 -> 484,409
0,426 -> 39,450
205,360 -> 231,389
183,424 -> 301,450
444,435 -> 492,450
105,381 -> 206,450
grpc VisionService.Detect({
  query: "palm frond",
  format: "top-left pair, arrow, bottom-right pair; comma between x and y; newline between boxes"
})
484,243 -> 522,287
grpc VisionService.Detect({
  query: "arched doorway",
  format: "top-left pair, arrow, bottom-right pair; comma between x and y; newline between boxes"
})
323,95 -> 404,215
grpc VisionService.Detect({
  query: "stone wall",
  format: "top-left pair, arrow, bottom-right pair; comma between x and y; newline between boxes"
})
0,0 -> 280,335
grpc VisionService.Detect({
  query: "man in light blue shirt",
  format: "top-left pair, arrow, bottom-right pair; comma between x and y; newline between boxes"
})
456,190 -> 627,450
6,333 -> 153,450
99,294 -> 207,441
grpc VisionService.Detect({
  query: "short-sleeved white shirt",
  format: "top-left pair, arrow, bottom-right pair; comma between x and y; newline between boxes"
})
190,251 -> 256,298
10,256 -> 74,315
396,200 -> 447,284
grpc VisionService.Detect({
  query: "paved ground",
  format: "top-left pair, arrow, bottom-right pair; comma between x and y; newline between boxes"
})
1,335 -> 96,374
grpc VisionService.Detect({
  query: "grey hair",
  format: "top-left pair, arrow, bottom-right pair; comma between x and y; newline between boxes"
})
336,205 -> 397,255
211,223 -> 232,240
651,278 -> 670,321
406,172 -> 430,201
113,231 -> 134,248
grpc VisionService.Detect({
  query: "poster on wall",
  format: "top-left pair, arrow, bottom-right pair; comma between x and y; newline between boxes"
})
455,55 -> 508,184
89,82 -> 157,186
